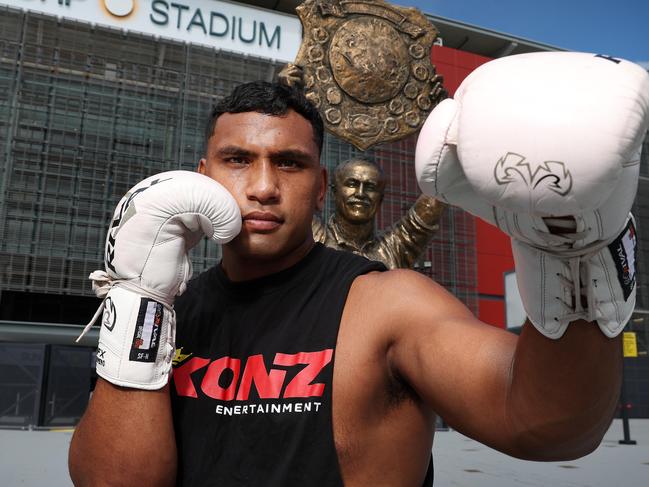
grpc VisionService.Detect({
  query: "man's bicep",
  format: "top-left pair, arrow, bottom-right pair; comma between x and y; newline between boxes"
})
387,273 -> 519,448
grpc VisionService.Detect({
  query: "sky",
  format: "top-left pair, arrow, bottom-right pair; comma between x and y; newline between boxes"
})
396,0 -> 649,68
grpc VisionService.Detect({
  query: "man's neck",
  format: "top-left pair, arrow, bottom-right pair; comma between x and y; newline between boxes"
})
330,215 -> 375,250
220,237 -> 315,282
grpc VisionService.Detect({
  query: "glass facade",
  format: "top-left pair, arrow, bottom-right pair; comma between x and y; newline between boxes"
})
634,133 -> 649,311
0,7 -> 478,319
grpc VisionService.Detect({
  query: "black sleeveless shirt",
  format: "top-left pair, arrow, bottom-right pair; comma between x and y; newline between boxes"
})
170,244 -> 434,486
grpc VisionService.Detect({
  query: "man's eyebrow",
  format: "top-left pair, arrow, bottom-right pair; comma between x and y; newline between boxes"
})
215,146 -> 255,157
270,149 -> 316,162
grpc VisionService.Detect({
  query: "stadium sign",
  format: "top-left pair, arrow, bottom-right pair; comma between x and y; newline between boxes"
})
1,0 -> 302,62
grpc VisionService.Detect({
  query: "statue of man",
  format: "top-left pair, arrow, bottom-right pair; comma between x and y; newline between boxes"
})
313,158 -> 446,269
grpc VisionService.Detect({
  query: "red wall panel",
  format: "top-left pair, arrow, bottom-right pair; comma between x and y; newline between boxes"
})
430,46 -> 514,328
475,219 -> 514,297
431,45 -> 492,96
478,299 -> 506,327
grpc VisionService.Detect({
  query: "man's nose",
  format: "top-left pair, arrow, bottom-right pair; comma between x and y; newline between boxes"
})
247,160 -> 280,204
356,182 -> 368,197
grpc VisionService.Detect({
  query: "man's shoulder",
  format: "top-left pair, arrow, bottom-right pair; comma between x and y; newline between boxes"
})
315,243 -> 386,273
351,268 -> 442,294
348,269 -> 463,324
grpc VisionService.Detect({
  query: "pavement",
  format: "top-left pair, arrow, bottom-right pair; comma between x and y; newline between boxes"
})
0,419 -> 648,486
433,419 -> 649,487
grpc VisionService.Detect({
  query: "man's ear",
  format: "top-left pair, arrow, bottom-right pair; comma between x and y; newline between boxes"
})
197,158 -> 207,175
316,167 -> 327,211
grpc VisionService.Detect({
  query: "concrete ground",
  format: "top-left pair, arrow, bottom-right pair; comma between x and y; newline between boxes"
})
433,419 -> 649,487
0,419 -> 647,486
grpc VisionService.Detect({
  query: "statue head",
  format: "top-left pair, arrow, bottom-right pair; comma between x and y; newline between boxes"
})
332,158 -> 386,224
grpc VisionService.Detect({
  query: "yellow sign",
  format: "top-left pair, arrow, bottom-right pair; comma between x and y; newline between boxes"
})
623,332 -> 638,358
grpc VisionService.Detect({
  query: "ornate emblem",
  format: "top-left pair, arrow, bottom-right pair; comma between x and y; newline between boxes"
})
282,0 -> 446,150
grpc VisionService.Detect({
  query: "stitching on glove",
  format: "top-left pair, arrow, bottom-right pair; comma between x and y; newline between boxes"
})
514,212 -> 525,241
621,158 -> 640,167
432,147 -> 443,195
142,215 -> 176,276
595,210 -> 603,240
434,108 -> 459,195
492,207 -> 503,232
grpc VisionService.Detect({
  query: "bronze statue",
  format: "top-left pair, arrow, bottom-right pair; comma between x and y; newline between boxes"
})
313,158 -> 445,269
282,1 -> 448,267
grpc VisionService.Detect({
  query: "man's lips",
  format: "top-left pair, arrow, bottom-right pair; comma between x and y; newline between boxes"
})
242,211 -> 283,232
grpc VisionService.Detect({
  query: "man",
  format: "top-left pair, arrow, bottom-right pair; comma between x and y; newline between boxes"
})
69,52 -> 649,486
312,158 -> 445,269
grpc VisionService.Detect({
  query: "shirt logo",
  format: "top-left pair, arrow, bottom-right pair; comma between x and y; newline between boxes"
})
173,349 -> 333,415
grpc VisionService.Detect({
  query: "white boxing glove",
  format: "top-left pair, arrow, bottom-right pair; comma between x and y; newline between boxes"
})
77,171 -> 241,389
416,52 -> 649,339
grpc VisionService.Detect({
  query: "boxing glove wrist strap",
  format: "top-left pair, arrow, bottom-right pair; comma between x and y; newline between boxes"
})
77,271 -> 176,390
513,215 -> 637,339
93,285 -> 175,389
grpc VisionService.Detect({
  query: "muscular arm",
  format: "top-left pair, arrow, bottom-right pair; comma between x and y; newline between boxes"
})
69,379 -> 177,487
364,270 -> 621,460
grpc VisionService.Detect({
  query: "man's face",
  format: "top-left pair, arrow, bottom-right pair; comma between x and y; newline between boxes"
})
334,162 -> 384,224
198,110 -> 325,261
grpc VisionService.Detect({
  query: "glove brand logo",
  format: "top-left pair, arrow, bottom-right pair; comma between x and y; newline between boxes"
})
173,349 -> 333,413
129,299 -> 164,362
609,219 -> 637,301
96,347 -> 106,367
102,297 -> 117,332
106,176 -> 172,272
494,152 -> 573,196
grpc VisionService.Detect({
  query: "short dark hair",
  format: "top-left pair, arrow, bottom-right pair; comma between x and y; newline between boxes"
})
204,81 -> 324,154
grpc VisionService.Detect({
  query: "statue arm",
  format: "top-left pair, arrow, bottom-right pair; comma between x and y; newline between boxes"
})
378,195 -> 446,268
278,63 -> 304,89
312,214 -> 326,243
410,194 -> 446,230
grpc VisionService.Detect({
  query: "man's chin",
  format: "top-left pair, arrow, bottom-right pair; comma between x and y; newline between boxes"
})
226,233 -> 299,261
341,212 -> 373,224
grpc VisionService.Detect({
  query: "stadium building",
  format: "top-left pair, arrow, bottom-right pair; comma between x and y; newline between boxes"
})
0,0 -> 647,427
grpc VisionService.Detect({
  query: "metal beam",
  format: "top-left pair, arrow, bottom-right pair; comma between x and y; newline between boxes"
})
494,41 -> 519,58
0,320 -> 98,347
